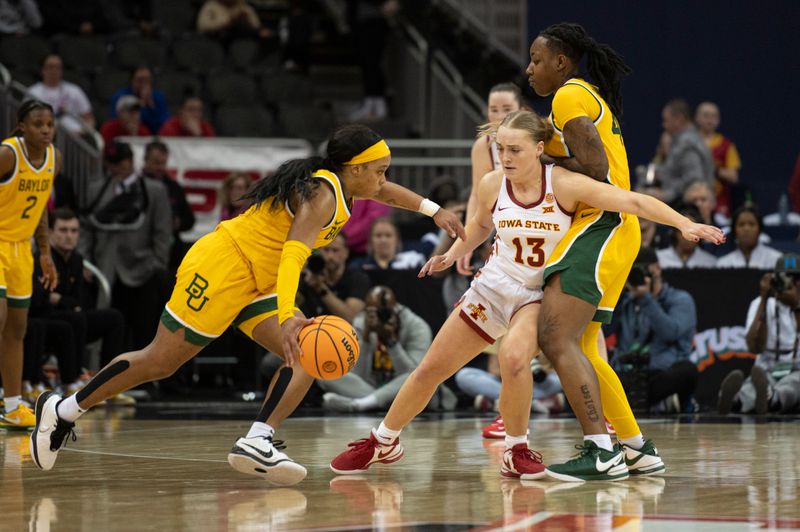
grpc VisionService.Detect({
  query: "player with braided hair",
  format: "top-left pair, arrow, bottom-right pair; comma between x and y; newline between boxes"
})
526,23 -> 668,480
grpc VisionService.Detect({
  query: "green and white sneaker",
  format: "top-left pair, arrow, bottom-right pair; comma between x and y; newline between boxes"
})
545,441 -> 629,482
621,439 -> 665,476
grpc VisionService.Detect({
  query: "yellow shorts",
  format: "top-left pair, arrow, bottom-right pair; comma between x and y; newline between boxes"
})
0,239 -> 33,308
160,228 -> 295,346
544,209 -> 640,323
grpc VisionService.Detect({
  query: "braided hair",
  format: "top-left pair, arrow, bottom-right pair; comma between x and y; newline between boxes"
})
12,99 -> 54,137
539,23 -> 631,120
244,124 -> 383,211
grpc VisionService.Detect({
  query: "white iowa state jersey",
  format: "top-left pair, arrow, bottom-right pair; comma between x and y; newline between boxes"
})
489,164 -> 572,289
489,139 -> 501,170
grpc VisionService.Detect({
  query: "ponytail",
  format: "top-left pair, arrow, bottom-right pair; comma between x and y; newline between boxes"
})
539,23 -> 631,120
244,124 -> 384,211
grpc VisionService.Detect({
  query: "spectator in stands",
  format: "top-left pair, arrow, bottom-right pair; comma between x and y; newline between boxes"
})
717,205 -> 782,269
718,254 -> 800,414
111,66 -> 170,133
219,172 -> 252,221
683,180 -> 716,226
100,95 -> 152,146
298,232 -> 369,323
351,217 -> 431,271
342,200 -> 391,257
22,318 -> 49,402
656,204 -> 717,268
158,94 -> 216,138
27,54 -> 95,132
80,141 -> 172,351
197,0 -> 273,43
455,350 -> 564,415
0,0 -> 41,35
348,0 -> 399,121
610,247 -> 699,412
319,285 -> 456,412
140,141 -> 195,272
656,99 -> 714,203
695,101 -> 741,218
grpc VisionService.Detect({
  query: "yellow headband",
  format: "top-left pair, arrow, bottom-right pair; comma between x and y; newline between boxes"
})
343,140 -> 391,165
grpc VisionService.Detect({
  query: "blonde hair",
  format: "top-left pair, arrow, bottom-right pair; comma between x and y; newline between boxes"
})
477,110 -> 554,144
219,172 -> 252,209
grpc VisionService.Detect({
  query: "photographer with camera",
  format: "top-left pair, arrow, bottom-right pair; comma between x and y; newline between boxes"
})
298,232 -> 370,324
610,246 -> 699,412
718,253 -> 800,415
320,285 -> 456,412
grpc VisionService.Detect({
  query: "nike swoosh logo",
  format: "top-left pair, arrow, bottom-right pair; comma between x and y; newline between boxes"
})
497,206 -> 512,211
377,448 -> 396,460
240,442 -> 273,459
595,454 -> 621,472
580,211 -> 594,218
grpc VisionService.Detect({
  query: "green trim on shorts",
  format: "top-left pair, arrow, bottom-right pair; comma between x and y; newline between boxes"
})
0,287 -> 6,298
7,296 -> 31,308
544,211 -> 623,307
592,308 -> 613,324
232,295 -> 278,327
160,309 -> 215,346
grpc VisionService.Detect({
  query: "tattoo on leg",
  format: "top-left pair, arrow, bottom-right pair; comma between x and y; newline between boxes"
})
76,360 -> 130,403
580,384 -> 599,423
256,367 -> 293,423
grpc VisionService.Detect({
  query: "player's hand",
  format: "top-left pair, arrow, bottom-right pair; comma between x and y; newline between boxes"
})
433,208 -> 466,241
456,252 -> 474,276
280,315 -> 314,367
39,253 -> 58,291
418,253 -> 456,277
680,221 -> 725,245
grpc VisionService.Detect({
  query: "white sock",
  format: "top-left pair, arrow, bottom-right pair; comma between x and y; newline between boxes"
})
56,394 -> 86,423
619,434 -> 645,450
584,434 -> 614,452
4,395 -> 21,412
505,433 -> 528,449
352,395 -> 378,412
246,421 -> 275,439
373,421 -> 401,445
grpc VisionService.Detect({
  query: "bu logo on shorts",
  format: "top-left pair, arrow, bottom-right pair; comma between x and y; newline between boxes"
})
185,273 -> 210,311
468,302 -> 488,323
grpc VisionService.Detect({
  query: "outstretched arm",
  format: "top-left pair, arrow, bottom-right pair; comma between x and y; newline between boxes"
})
373,181 -> 466,240
553,170 -> 725,245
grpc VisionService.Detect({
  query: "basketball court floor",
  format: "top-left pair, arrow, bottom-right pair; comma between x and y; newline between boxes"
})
2,406 -> 799,531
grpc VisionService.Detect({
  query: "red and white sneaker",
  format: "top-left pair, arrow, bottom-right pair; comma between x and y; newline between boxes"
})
500,443 -> 546,479
482,416 -> 506,439
330,432 -> 404,475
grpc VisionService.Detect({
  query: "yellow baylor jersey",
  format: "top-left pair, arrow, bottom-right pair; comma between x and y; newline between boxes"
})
544,78 -> 630,201
0,137 -> 56,242
219,169 -> 352,292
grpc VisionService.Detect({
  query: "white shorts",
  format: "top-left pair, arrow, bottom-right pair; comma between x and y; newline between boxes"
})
457,260 -> 543,344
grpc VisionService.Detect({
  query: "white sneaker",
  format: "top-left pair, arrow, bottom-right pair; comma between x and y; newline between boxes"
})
621,439 -> 666,476
29,392 -> 76,470
227,436 -> 307,486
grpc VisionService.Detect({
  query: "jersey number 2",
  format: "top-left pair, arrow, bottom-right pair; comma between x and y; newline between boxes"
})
512,237 -> 545,267
21,196 -> 37,219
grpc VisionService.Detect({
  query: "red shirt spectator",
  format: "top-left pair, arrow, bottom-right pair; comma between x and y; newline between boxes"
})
100,95 -> 152,145
158,96 -> 216,137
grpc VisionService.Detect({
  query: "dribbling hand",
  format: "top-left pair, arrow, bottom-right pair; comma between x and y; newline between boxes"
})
455,252 -> 474,276
418,254 -> 456,277
280,315 -> 314,367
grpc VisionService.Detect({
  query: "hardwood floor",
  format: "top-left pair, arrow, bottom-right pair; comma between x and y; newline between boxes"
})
3,411 -> 800,531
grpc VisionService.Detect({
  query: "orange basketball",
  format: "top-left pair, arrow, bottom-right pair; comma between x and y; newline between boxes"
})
298,315 -> 360,380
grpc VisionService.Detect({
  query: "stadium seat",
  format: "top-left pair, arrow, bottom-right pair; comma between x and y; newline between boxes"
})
277,103 -> 335,144
113,37 -> 167,70
227,39 -> 261,71
172,36 -> 224,74
152,1 -> 197,36
206,73 -> 257,105
55,36 -> 108,73
0,35 -> 50,75
155,71 -> 202,106
261,72 -> 315,105
91,99 -> 111,126
214,104 -> 277,137
62,69 -> 92,94
92,69 -> 130,103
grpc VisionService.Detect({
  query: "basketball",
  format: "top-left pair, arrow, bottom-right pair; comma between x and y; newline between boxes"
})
298,315 -> 360,380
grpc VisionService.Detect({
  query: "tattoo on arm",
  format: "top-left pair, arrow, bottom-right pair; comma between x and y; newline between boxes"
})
563,117 -> 610,182
34,209 -> 50,254
580,384 -> 600,423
